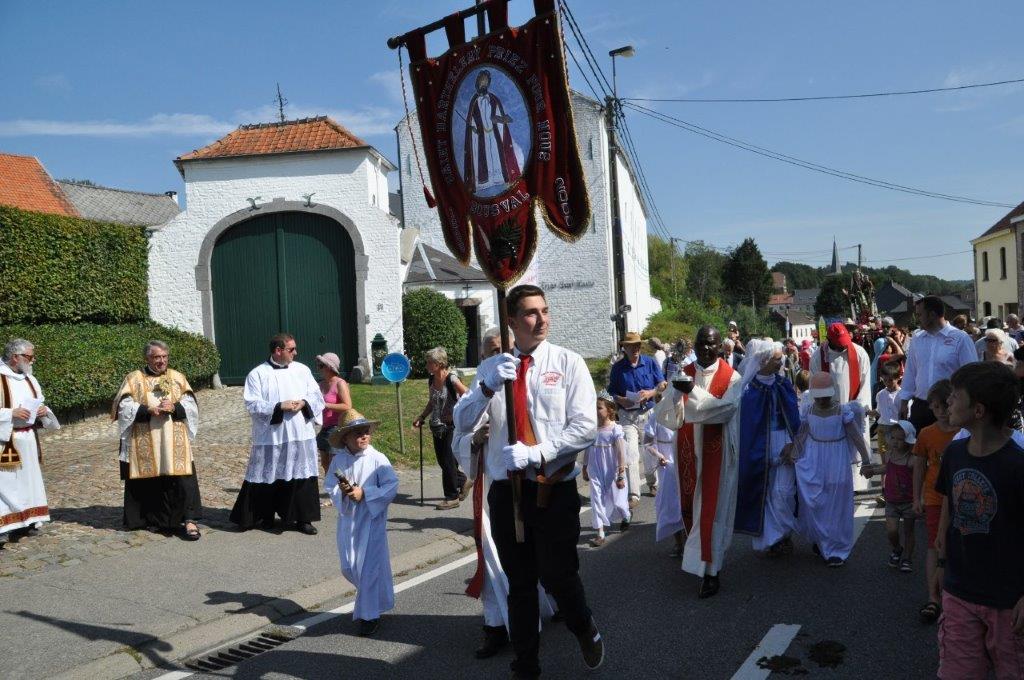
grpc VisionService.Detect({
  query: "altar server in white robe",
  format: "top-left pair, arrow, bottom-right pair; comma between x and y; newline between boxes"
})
0,339 -> 59,547
643,404 -> 684,556
325,410 -> 399,637
654,325 -> 742,599
809,323 -> 871,454
230,333 -> 325,534
454,328 -> 555,660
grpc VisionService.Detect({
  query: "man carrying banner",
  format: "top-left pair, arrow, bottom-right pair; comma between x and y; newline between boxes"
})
654,325 -> 742,598
454,285 -> 602,677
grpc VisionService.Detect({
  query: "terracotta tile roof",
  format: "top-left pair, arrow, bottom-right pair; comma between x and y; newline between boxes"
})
175,116 -> 368,169
768,293 -> 794,306
0,153 -> 79,217
975,199 -> 1024,240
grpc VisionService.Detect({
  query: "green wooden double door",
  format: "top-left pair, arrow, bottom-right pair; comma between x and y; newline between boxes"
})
211,212 -> 357,384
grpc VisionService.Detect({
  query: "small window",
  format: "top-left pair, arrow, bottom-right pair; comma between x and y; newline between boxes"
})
984,301 -> 992,316
983,251 -> 990,281
1000,247 -> 1007,279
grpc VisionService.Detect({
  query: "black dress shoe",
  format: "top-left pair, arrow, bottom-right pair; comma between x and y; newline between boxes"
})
295,522 -> 318,535
475,625 -> 508,658
358,618 -> 380,637
574,619 -> 604,670
698,574 -> 720,599
259,518 -> 276,531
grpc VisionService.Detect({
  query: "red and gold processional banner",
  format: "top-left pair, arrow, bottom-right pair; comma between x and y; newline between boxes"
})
403,0 -> 590,288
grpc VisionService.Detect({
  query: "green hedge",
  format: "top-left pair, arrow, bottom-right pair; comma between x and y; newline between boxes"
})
0,323 -> 220,414
402,288 -> 467,377
0,205 -> 149,324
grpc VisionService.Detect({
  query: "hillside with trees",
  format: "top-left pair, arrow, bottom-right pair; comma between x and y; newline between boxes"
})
772,260 -> 971,296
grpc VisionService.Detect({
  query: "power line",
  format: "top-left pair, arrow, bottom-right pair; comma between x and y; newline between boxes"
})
623,76 -> 1024,103
624,101 -> 1015,208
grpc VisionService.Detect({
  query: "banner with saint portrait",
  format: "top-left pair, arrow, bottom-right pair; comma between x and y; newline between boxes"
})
403,0 -> 590,287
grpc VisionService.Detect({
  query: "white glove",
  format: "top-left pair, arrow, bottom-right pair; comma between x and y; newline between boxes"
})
503,442 -> 543,471
477,353 -> 520,392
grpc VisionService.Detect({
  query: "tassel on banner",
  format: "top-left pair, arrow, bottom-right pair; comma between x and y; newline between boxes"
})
423,185 -> 436,208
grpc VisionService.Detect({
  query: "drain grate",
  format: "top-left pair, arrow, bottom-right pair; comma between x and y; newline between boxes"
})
184,630 -> 296,672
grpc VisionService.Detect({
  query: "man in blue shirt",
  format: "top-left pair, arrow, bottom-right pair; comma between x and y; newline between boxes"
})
608,332 -> 667,506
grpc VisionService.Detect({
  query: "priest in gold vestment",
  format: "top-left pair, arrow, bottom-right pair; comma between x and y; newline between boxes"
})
113,340 -> 202,540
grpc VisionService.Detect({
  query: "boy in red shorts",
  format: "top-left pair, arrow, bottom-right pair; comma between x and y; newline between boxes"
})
934,362 -> 1024,679
911,380 -> 957,623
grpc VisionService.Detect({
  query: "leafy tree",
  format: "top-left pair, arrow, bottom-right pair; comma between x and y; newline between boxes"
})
723,237 -> 772,308
402,288 -> 467,377
683,240 -> 726,304
772,261 -> 823,290
814,275 -> 849,319
56,178 -> 98,186
647,235 -> 688,306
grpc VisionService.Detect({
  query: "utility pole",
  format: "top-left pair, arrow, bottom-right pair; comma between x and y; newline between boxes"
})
857,243 -> 863,269
607,46 -> 635,344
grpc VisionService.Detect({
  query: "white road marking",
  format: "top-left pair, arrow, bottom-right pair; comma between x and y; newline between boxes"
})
730,623 -> 802,680
153,505 -> 592,679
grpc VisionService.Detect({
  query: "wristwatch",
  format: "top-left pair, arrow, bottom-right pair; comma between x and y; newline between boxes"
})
481,383 -> 495,399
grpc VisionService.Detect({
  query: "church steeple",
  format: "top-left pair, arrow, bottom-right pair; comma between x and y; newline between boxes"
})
830,238 -> 842,275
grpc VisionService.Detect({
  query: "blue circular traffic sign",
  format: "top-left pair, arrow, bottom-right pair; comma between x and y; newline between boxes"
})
380,352 -> 411,383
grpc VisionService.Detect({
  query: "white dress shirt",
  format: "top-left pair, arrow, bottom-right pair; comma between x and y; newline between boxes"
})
453,340 -> 597,482
899,323 -> 977,402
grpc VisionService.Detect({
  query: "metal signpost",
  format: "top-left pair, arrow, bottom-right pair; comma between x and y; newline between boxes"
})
380,353 -> 417,503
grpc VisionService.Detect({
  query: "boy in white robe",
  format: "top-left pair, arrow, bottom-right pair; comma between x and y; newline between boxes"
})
325,410 -> 399,637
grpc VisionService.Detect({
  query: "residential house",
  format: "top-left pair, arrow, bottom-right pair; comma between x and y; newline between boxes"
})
972,201 -> 1024,320
0,153 -> 80,217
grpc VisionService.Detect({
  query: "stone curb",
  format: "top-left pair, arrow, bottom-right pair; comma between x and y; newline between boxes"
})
51,533 -> 477,680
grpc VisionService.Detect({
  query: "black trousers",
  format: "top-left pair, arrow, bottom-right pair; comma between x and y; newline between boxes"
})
431,427 -> 466,500
909,398 -> 937,435
489,479 -> 592,676
120,462 -> 202,530
229,477 -> 321,529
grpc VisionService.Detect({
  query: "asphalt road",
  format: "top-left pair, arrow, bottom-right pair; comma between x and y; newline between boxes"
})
138,491 -> 939,680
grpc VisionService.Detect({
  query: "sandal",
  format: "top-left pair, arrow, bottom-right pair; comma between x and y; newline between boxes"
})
183,522 -> 202,541
919,601 -> 941,623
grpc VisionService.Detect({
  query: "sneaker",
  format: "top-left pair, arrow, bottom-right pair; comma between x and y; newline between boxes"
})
899,559 -> 913,573
574,619 -> 604,670
888,548 -> 903,568
588,536 -> 606,548
826,556 -> 845,568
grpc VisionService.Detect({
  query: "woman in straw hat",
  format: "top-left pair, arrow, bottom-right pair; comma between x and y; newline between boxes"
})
314,352 -> 352,474
325,409 -> 399,637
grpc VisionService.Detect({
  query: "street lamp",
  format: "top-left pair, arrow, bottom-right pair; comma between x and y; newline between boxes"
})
608,45 -> 635,104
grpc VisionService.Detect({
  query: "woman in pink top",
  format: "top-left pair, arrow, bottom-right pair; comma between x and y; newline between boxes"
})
315,352 -> 352,472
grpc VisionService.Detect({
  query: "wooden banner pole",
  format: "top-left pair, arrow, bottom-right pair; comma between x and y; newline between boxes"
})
496,287 -> 526,543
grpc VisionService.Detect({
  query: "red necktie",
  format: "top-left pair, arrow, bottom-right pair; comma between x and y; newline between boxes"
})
514,354 -> 537,445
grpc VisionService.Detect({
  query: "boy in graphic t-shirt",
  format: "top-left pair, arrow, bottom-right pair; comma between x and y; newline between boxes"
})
934,362 -> 1024,679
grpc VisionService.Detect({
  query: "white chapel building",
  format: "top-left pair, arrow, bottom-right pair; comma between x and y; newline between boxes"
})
149,117 -> 403,384
396,91 -> 660,359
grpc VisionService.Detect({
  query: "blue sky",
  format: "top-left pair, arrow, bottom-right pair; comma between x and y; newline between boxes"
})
4,1 -> 1024,280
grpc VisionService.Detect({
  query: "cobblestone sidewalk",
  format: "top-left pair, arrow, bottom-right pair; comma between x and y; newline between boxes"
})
0,387 -> 307,578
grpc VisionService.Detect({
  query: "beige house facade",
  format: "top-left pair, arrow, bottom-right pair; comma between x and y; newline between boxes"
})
971,201 -> 1024,320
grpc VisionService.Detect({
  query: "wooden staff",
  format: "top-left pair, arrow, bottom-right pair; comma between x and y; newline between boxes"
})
496,287 -> 525,543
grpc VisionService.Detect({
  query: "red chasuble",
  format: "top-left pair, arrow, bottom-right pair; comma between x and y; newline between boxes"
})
676,358 -> 734,563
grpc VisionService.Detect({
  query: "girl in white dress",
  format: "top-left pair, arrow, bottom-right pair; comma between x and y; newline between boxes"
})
790,372 -> 872,567
582,393 -> 630,547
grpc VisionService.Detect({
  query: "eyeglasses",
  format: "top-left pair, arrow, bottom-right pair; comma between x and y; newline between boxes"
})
17,353 -> 35,362
284,347 -> 298,353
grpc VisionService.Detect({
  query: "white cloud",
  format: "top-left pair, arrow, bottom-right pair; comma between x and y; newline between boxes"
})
0,113 -> 235,137
34,73 -> 71,94
0,103 -> 400,140
368,69 -> 404,103
934,63 -> 1024,113
627,71 -> 714,101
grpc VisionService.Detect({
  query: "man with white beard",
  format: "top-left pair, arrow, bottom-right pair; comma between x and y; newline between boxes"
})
0,338 -> 59,547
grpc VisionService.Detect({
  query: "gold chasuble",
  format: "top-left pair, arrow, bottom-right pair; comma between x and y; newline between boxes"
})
111,369 -> 194,479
